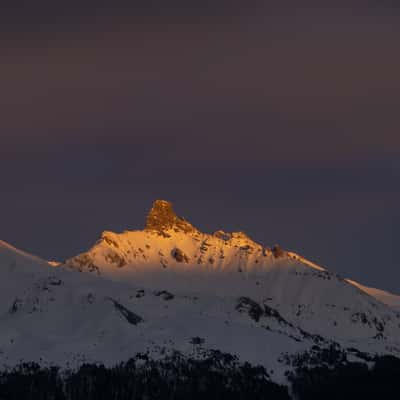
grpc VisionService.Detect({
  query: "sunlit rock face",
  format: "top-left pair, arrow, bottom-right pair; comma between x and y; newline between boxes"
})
145,200 -> 196,233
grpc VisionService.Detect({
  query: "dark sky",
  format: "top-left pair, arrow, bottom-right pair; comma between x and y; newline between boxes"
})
1,1 -> 400,292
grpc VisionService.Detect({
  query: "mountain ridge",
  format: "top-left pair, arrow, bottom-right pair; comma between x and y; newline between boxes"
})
64,200 -> 399,308
1,199 -> 400,394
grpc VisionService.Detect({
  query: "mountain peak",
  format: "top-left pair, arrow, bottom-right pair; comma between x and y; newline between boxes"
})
145,200 -> 196,233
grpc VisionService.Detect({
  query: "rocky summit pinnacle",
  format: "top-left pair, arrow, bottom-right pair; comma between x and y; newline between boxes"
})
145,200 -> 195,233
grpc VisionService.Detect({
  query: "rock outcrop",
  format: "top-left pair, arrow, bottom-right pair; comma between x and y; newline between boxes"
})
145,200 -> 196,233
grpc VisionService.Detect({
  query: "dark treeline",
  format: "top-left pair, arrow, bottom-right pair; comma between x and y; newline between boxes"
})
2,349 -> 400,400
0,350 -> 290,400
290,355 -> 400,400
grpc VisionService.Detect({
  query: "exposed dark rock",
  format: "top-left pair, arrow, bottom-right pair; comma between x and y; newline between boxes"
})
200,243 -> 210,253
272,245 -> 285,258
262,247 -> 271,257
213,230 -> 232,241
86,293 -> 95,304
236,297 -> 264,322
154,290 -> 174,301
105,251 -> 127,268
9,298 -> 22,314
236,298 -> 306,340
264,304 -> 291,326
67,254 -> 100,274
145,200 -> 195,233
232,231 -> 252,241
351,312 -> 386,335
106,298 -> 143,325
171,247 -> 189,263
47,277 -> 63,286
100,233 -> 120,248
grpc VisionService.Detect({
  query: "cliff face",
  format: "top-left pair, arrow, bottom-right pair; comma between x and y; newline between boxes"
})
145,200 -> 196,233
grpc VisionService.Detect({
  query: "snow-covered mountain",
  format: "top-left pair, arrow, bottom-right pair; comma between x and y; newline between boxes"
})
1,200 -> 400,390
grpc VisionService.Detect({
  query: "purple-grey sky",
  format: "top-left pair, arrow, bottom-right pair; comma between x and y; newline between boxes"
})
1,1 -> 400,292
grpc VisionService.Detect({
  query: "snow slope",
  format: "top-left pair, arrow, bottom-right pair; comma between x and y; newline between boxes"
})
1,200 -> 400,387
0,240 -> 52,313
0,239 -> 312,382
347,279 -> 400,310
